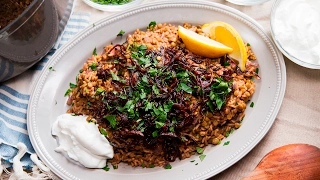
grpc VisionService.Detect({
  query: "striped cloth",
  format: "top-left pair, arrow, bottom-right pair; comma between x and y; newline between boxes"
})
0,12 -> 90,169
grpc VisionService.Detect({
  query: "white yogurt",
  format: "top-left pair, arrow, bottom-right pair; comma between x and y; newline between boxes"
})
52,114 -> 114,168
273,0 -> 320,64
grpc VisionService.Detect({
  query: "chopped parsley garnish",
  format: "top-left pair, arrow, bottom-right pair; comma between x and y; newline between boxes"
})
117,30 -> 125,37
55,100 -> 57,105
92,47 -> 97,56
100,127 -> 108,136
223,141 -> 230,146
92,0 -> 132,5
152,131 -> 158,137
69,83 -> 77,88
102,165 -> 110,171
104,115 -> 117,129
149,164 -> 155,168
49,66 -> 55,71
256,67 -> 259,74
79,69 -> 84,73
247,43 -> 251,46
64,89 -> 72,97
96,88 -> 105,95
196,147 -> 204,154
179,83 -> 193,94
113,165 -> 118,169
148,21 -> 156,30
190,160 -> 195,163
250,102 -> 254,108
199,154 -> 206,161
89,62 -> 97,71
164,164 -> 172,169
110,70 -> 120,81
208,77 -> 232,110
224,61 -> 230,66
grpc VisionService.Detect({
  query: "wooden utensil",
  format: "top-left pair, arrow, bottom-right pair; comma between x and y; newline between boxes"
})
243,144 -> 320,180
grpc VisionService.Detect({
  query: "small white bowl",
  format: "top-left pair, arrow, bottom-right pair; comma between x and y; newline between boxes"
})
270,0 -> 320,69
82,0 -> 143,12
226,0 -> 270,6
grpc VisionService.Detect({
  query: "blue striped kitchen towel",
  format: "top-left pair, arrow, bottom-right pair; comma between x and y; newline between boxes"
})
0,12 -> 90,169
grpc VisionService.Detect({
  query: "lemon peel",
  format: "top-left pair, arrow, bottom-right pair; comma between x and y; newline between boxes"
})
178,26 -> 233,58
202,21 -> 248,71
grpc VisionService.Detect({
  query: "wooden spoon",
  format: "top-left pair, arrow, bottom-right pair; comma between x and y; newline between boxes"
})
243,144 -> 320,180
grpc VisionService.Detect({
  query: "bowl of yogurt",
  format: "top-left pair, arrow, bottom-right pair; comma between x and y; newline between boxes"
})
270,0 -> 320,69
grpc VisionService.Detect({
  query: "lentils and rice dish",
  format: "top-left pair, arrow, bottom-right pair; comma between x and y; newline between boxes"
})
66,22 -> 259,168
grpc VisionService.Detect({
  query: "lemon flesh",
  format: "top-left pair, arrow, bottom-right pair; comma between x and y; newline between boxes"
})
202,21 -> 248,71
178,26 -> 233,58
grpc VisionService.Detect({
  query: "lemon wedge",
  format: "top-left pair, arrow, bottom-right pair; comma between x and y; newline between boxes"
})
202,21 -> 248,71
178,26 -> 233,58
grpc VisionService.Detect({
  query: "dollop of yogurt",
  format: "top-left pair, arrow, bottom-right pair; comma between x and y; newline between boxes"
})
52,114 -> 114,168
273,0 -> 320,64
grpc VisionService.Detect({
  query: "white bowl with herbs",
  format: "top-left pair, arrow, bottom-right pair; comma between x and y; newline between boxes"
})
82,0 -> 143,12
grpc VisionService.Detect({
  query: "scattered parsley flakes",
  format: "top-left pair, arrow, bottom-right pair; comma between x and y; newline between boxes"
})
113,165 -> 118,169
224,61 -> 230,66
256,67 -> 259,74
250,102 -> 254,108
49,67 -> 55,71
196,147 -> 204,154
179,83 -> 193,94
69,82 -> 77,88
102,165 -> 110,171
148,21 -> 156,30
149,164 -> 155,168
96,87 -> 105,95
89,62 -> 97,71
79,69 -> 84,73
100,127 -> 108,136
152,84 -> 160,95
64,89 -> 72,97
164,164 -> 172,169
195,163 -> 198,165
223,141 -> 230,146
199,154 -> 206,161
152,131 -> 158,137
190,160 -> 195,163
117,30 -> 125,37
247,43 -> 251,46
104,115 -> 117,129
55,100 -> 57,105
92,47 -> 97,56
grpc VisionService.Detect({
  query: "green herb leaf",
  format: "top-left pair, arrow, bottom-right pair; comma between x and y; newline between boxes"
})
69,83 -> 77,88
49,67 -> 55,71
148,21 -> 156,30
113,165 -> 118,169
164,164 -> 172,169
104,115 -> 117,129
255,67 -> 259,74
155,121 -> 165,129
89,62 -> 97,71
64,89 -> 72,96
92,47 -> 97,56
79,69 -> 84,73
163,101 -> 173,112
149,164 -> 155,168
190,160 -> 195,163
196,147 -> 204,154
117,30 -> 125,37
176,71 -> 189,79
199,154 -> 206,161
179,83 -> 193,94
152,131 -> 158,137
223,141 -> 230,146
148,68 -> 158,76
110,70 -> 120,81
169,126 -> 175,132
100,128 -> 108,136
250,102 -> 254,108
103,165 -> 110,171
96,88 -> 105,95
152,85 -> 160,95
247,43 -> 251,46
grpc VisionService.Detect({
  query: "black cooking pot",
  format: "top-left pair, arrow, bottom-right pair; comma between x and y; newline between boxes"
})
0,0 -> 73,82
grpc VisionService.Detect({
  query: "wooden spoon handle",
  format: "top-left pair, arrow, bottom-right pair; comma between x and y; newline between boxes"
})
243,144 -> 320,180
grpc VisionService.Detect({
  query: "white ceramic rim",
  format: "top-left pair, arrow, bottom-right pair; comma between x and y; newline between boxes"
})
82,0 -> 144,12
270,0 -> 320,69
226,0 -> 270,6
28,1 -> 286,180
